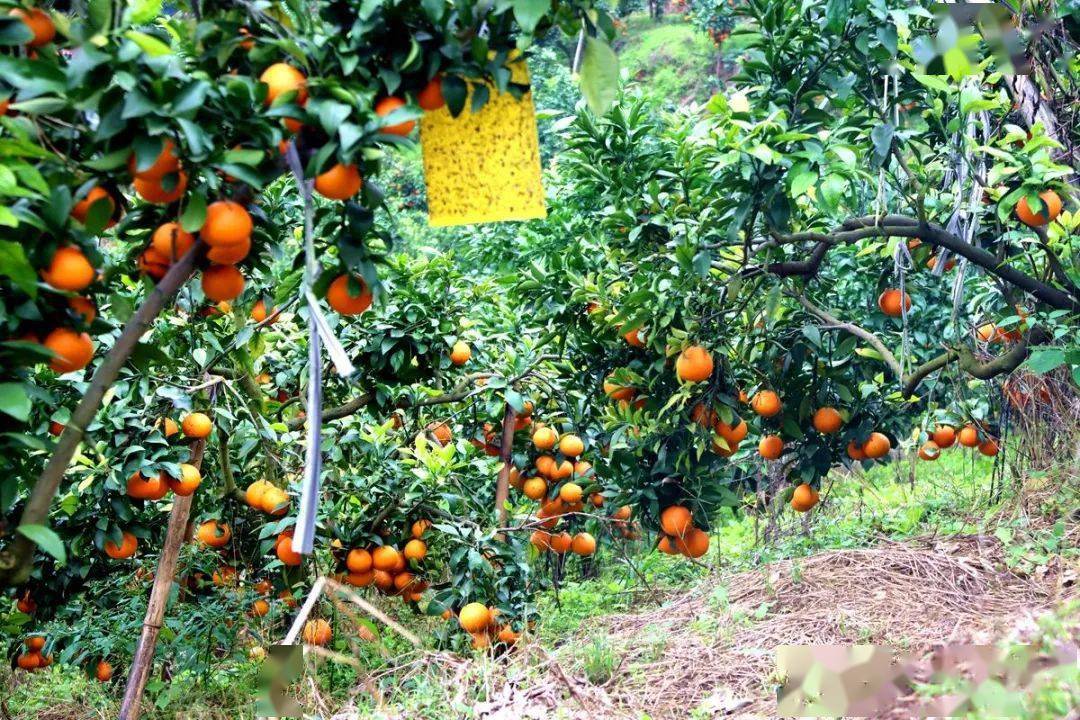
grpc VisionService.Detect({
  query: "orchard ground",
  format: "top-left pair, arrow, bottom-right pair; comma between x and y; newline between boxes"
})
5,450 -> 1076,719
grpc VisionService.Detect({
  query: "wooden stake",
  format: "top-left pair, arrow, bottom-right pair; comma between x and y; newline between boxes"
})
494,403 -> 516,533
118,435 -> 207,720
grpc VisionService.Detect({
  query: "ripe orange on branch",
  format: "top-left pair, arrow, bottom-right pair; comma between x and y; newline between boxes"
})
758,434 -> 784,460
877,288 -> 912,317
129,139 -> 180,181
202,264 -> 245,301
70,186 -> 115,225
417,76 -> 445,111
532,426 -> 558,450
559,434 -> 584,457
182,412 -> 212,438
932,426 -> 956,448
790,484 -> 819,512
202,200 -> 253,245
812,407 -> 842,434
150,222 -> 195,259
42,246 -> 95,291
10,7 -> 55,47
206,236 -> 251,264
166,463 -> 202,496
314,163 -> 363,200
104,531 -> 138,559
260,63 -> 307,106
675,345 -> 713,383
43,328 -> 95,373
375,96 -> 415,135
449,340 -> 471,366
660,505 -> 693,538
126,471 -> 168,501
326,274 -> 373,315
1015,190 -> 1061,227
196,520 -> 231,548
134,170 -> 187,204
302,619 -> 332,646
751,390 -> 782,418
861,432 -> 891,459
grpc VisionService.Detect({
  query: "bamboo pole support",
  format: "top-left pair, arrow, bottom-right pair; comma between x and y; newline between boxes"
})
118,433 -> 208,720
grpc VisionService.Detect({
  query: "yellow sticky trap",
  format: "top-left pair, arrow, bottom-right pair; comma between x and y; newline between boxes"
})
420,62 -> 546,227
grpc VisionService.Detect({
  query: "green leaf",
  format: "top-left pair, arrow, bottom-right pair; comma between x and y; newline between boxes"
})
0,16 -> 33,45
513,0 -> 549,34
0,240 -> 38,296
788,165 -> 817,197
10,97 -> 68,115
870,123 -> 894,168
579,37 -> 619,116
126,0 -> 161,25
89,0 -> 113,31
1025,348 -> 1065,375
17,524 -> 67,564
124,30 -> 171,57
181,191 -> 207,232
0,383 -> 32,422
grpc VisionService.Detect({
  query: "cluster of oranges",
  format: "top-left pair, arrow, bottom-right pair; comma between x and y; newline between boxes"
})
656,505 -> 710,558
30,245 -> 99,374
244,479 -> 291,517
455,601 -> 521,649
14,635 -> 54,673
331,520 -> 432,603
917,423 -> 999,461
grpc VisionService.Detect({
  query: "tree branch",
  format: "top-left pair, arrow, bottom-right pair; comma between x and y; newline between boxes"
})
793,294 -> 903,378
901,327 -> 1049,398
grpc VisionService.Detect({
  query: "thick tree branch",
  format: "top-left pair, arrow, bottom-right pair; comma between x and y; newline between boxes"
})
901,327 -> 1050,398
793,294 -> 903,379
0,241 -> 204,587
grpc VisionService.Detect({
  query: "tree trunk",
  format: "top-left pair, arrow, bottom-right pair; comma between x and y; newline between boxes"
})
0,242 -> 203,587
494,403 -> 516,534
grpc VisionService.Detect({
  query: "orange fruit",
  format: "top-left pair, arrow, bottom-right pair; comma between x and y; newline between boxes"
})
347,570 -> 374,587
346,548 -> 373,573
182,412 -> 212,438
758,434 -> 784,460
790,483 -> 819,512
458,602 -> 490,633
70,186 -> 115,224
372,545 -> 401,571
10,7 -> 55,47
690,403 -> 718,428
532,426 -> 558,450
314,163 -> 363,200
674,527 -> 709,558
1015,190 -> 1062,227
326,274 -> 373,315
42,246 -> 95,291
68,296 -> 97,324
25,636 -> 46,652
196,520 -> 231,548
137,249 -> 170,279
16,652 -> 42,671
95,660 -> 113,681
559,482 -> 583,504
375,96 -> 414,135
43,328 -> 94,373
166,463 -> 202,496
417,76 -> 445,111
497,626 -> 520,644
202,201 -> 253,246
958,425 -> 980,447
978,438 -> 999,456
660,505 -> 693,538
104,531 -> 138,559
812,407 -> 842,434
48,420 -> 64,436
134,170 -> 187,204
149,222 -> 194,261
590,492 -> 604,507
751,390 -> 782,417
559,434 -> 584,457
535,455 -> 556,478
522,477 -> 547,500
932,425 -> 956,449
861,432 -> 891,459
302,619 -> 332,646
250,299 -> 274,324
603,376 -> 635,401
427,421 -> 452,445
206,236 -> 251,264
918,441 -> 941,461
201,264 -> 245,302
716,417 -> 748,444
449,340 -> 471,366
128,139 -> 180,181
657,535 -> 678,554
250,599 -> 270,617
260,486 -> 289,516
613,505 -> 632,521
260,63 -> 307,106
623,327 -> 645,347
549,532 -> 573,554
411,519 -> 431,538
675,345 -> 713,382
126,471 -> 168,500
404,539 -> 427,561
571,532 -> 596,555
245,480 -> 271,508
846,440 -> 866,461
877,289 -> 911,317
530,530 -> 551,550
276,534 -> 303,566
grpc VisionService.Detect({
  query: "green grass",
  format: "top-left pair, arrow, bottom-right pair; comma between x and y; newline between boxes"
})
616,14 -> 719,105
